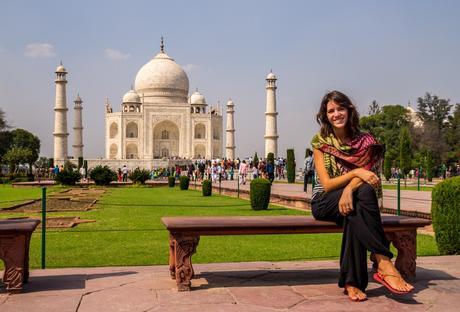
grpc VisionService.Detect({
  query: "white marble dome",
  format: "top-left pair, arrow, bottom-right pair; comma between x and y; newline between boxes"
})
266,72 -> 277,80
190,90 -> 206,104
134,51 -> 189,98
122,89 -> 141,103
56,64 -> 67,73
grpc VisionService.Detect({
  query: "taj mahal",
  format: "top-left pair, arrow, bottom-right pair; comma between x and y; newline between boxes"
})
52,39 -> 279,169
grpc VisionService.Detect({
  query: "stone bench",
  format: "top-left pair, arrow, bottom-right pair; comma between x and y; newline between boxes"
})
161,215 -> 431,291
0,219 -> 40,293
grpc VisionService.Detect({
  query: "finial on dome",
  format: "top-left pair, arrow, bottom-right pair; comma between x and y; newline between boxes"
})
160,36 -> 164,53
60,60 -> 63,66
131,84 -> 134,90
196,87 -> 198,92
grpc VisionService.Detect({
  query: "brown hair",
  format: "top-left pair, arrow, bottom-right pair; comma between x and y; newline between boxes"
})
316,90 -> 360,138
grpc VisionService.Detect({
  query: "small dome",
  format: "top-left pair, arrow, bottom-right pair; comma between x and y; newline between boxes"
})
266,72 -> 276,80
227,99 -> 234,106
74,94 -> 82,102
134,51 -> 189,99
190,90 -> 206,105
56,64 -> 67,73
123,89 -> 141,103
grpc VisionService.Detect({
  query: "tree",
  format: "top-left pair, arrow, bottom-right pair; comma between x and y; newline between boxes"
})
253,152 -> 259,167
399,127 -> 412,180
0,108 -> 8,131
425,150 -> 434,182
368,100 -> 381,115
445,103 -> 460,164
3,147 -> 33,173
10,129 -> 40,174
417,93 -> 453,165
286,149 -> 296,183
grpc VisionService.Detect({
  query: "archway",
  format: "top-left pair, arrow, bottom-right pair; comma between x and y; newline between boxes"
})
194,123 -> 206,139
109,143 -> 118,159
110,122 -> 118,138
126,143 -> 138,159
153,120 -> 180,158
194,144 -> 205,159
126,122 -> 138,138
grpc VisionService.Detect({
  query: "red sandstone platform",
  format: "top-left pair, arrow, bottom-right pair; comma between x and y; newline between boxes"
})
1,256 -> 458,311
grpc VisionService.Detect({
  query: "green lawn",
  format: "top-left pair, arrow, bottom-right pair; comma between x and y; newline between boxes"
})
382,184 -> 433,191
0,186 -> 439,268
0,184 -> 67,209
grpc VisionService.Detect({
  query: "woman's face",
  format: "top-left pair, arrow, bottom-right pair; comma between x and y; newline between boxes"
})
326,100 -> 348,131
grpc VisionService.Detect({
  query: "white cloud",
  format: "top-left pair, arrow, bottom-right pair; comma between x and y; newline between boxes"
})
24,43 -> 56,58
183,63 -> 200,73
104,48 -> 130,61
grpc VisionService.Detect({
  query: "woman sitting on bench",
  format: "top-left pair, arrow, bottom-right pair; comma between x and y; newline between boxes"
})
310,90 -> 414,302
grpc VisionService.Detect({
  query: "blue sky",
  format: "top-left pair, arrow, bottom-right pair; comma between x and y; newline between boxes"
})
1,0 -> 459,161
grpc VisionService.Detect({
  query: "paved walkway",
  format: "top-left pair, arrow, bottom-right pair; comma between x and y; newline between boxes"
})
218,180 -> 432,215
1,256 -> 458,311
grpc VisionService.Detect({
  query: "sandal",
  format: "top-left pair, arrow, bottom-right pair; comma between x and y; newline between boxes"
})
373,272 -> 412,295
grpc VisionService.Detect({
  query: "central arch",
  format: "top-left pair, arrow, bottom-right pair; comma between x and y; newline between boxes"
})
152,120 -> 180,158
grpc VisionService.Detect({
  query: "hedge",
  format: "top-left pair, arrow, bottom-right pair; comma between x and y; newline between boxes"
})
129,168 -> 150,184
202,180 -> 212,196
250,178 -> 271,210
168,176 -> 176,187
432,176 -> 460,255
179,176 -> 190,190
89,165 -> 117,186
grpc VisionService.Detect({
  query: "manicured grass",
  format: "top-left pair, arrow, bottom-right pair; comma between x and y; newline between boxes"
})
0,186 -> 439,269
382,184 -> 433,191
0,184 -> 66,209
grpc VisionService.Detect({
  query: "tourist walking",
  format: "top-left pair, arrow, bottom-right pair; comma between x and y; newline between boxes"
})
310,90 -> 413,302
303,149 -> 314,192
239,160 -> 248,185
122,165 -> 128,182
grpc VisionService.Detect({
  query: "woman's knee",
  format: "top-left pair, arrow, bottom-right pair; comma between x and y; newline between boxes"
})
355,183 -> 378,204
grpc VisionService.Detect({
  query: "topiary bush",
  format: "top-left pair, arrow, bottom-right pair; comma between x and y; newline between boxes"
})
179,175 -> 190,190
202,179 -> 212,196
267,152 -> 274,164
168,176 -> 175,187
55,169 -> 81,186
129,168 -> 150,184
432,176 -> 460,255
250,178 -> 271,210
90,165 -> 117,186
287,148 -> 296,183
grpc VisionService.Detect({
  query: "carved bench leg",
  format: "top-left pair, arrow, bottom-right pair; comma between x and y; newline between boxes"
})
172,234 -> 200,291
386,230 -> 416,279
169,234 -> 176,279
0,234 -> 27,292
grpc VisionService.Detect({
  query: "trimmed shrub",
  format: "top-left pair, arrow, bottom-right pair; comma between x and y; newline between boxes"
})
55,169 -> 81,185
432,176 -> 460,255
90,165 -> 117,186
49,158 -> 54,168
250,178 -> 271,210
179,176 -> 190,190
168,176 -> 175,187
287,148 -> 296,183
267,152 -> 274,163
129,168 -> 150,184
202,179 -> 212,196
253,152 -> 259,167
83,160 -> 88,178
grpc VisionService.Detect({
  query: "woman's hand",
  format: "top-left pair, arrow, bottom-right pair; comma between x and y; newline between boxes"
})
339,186 -> 354,216
353,168 -> 380,188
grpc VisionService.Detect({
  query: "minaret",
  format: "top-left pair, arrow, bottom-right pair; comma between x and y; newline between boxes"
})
264,71 -> 279,157
225,99 -> 236,160
53,62 -> 69,165
72,94 -> 84,159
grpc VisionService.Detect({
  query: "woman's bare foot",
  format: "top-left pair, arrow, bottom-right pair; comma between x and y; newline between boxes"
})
344,285 -> 367,301
375,255 -> 414,293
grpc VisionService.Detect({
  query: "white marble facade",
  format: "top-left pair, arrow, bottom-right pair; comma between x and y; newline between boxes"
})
104,43 -> 223,162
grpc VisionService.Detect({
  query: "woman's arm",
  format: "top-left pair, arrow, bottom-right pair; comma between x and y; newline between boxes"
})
313,148 -> 379,192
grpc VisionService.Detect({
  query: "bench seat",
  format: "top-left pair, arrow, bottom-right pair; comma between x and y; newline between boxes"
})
0,218 -> 41,293
161,215 -> 431,291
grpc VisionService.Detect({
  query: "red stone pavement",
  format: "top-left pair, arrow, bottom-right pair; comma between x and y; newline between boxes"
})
1,256 -> 459,311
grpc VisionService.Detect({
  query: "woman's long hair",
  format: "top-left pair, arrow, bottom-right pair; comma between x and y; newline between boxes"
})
316,90 -> 360,138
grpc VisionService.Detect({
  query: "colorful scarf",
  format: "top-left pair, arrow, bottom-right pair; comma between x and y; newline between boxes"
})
311,132 -> 384,207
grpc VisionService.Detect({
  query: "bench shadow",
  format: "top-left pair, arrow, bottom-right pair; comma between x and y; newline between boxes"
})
0,271 -> 137,294
194,266 -> 458,304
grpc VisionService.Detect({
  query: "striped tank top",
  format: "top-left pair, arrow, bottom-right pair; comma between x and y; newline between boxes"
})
311,171 -> 325,201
